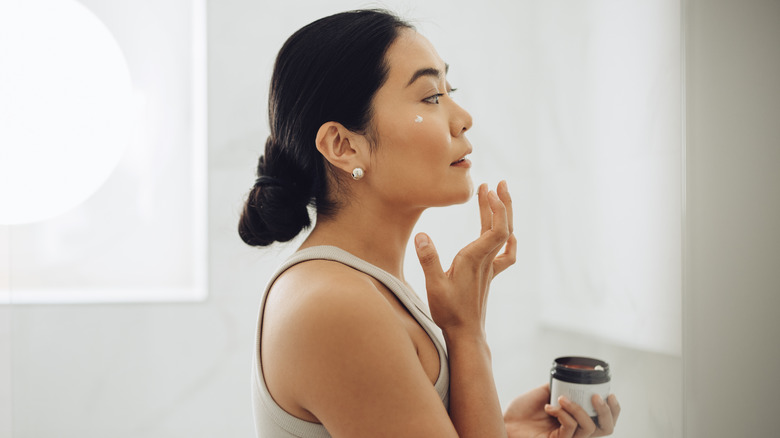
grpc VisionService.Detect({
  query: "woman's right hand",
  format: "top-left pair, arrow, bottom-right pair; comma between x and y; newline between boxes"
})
414,180 -> 516,336
504,384 -> 621,438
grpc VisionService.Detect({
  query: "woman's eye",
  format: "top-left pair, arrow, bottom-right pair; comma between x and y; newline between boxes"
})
423,88 -> 457,104
423,93 -> 443,104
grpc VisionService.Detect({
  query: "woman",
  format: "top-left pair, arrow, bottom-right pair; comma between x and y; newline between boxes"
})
239,9 -> 620,438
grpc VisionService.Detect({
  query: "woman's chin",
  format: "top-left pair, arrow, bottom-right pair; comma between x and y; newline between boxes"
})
443,181 -> 475,206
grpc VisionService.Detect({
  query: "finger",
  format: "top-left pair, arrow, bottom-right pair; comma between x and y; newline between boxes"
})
492,233 -> 517,277
488,189 -> 509,235
607,394 -> 621,424
558,396 -> 596,438
414,233 -> 446,286
477,183 -> 490,235
497,180 -> 513,234
484,190 -> 510,257
544,404 -> 578,438
463,190 -> 510,259
591,395 -> 614,436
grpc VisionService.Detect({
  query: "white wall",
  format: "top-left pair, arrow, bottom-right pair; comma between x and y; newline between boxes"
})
3,1 -> 686,437
683,0 -> 780,436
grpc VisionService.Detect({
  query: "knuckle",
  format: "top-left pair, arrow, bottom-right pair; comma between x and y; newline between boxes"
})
493,228 -> 510,241
561,416 -> 577,430
418,251 -> 438,266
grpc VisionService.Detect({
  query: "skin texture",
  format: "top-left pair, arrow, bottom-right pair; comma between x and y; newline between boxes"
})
260,28 -> 619,437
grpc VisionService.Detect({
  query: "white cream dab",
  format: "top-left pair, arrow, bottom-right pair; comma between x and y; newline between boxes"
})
414,115 -> 423,123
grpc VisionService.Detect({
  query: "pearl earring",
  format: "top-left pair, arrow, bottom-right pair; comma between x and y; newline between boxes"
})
351,167 -> 365,180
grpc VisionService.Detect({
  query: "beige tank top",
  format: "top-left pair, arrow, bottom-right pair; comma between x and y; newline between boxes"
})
252,245 -> 450,437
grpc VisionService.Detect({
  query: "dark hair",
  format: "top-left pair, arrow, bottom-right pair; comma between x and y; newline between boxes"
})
238,9 -> 412,247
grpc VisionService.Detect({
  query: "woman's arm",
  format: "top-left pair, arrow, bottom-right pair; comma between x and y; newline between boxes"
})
414,181 -> 517,437
443,329 -> 506,437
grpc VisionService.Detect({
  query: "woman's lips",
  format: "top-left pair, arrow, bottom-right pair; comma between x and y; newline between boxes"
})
450,157 -> 472,168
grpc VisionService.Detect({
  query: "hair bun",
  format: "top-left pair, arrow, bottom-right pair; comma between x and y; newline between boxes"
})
238,153 -> 312,246
254,174 -> 285,189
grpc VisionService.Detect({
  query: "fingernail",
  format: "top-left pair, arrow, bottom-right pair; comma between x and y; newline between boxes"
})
595,395 -> 605,406
415,234 -> 429,249
558,395 -> 569,405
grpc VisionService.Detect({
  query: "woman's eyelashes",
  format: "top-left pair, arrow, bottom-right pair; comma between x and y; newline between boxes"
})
422,88 -> 458,105
423,93 -> 444,104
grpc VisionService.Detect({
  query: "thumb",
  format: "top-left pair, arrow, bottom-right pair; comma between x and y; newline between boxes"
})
414,233 -> 444,280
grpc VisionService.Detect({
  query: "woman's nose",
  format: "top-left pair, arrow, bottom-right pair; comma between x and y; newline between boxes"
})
450,100 -> 473,136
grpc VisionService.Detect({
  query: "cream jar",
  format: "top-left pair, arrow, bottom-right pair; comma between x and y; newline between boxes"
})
549,356 -> 611,421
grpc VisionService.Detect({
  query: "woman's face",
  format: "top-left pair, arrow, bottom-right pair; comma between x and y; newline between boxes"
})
363,28 -> 474,211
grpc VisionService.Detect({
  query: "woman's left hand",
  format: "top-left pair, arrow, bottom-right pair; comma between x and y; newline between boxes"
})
504,384 -> 621,438
414,180 -> 516,336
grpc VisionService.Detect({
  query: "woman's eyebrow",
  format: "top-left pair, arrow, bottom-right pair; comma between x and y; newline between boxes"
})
405,63 -> 450,87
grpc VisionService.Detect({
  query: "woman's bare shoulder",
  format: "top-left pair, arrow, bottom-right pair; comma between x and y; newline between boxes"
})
261,259 -> 455,436
268,259 -> 384,308
262,259 -> 400,349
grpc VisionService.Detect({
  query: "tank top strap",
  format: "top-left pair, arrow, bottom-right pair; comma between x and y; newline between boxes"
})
283,246 -> 436,328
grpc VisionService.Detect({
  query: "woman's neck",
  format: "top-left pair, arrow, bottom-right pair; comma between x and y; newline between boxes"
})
300,198 -> 423,280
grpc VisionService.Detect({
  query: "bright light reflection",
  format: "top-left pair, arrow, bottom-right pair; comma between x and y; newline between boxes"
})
0,0 -> 132,225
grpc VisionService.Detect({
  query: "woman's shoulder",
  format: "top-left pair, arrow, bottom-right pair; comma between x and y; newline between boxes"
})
260,259 -> 420,425
265,259 -> 394,328
273,258 -> 379,298
260,259 -> 455,436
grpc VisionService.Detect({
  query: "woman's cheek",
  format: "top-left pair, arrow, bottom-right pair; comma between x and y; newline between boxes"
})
415,116 -> 451,147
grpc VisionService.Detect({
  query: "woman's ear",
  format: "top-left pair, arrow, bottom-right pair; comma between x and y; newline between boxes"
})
315,122 -> 368,175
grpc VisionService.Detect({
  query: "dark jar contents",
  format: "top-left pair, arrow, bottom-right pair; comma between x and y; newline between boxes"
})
549,356 -> 611,422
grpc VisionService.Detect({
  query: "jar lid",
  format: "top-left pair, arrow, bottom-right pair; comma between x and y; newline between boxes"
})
551,356 -> 611,384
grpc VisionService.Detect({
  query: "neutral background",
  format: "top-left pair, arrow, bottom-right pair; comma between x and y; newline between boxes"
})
683,0 -> 780,436
2,0 -> 778,437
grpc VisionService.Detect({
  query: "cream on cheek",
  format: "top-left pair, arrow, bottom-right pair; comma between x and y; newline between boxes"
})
374,116 -> 446,179
372,90 -> 450,170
